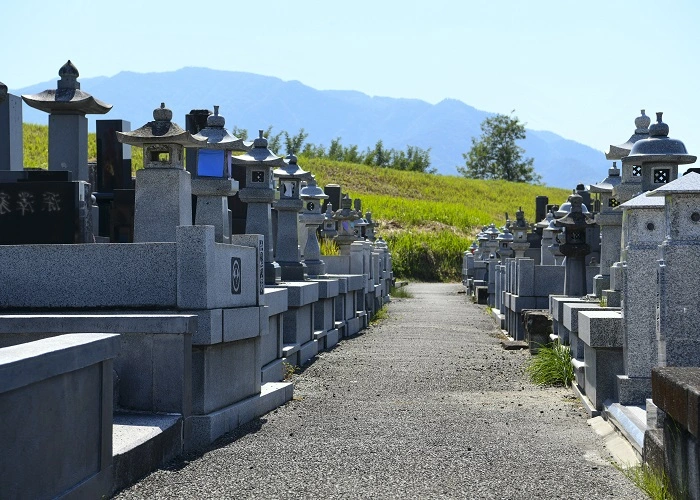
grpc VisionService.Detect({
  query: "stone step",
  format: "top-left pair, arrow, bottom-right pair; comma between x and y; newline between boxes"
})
112,412 -> 183,494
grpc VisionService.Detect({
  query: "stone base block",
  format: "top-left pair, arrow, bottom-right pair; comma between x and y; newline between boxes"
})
602,289 -> 621,308
345,317 -> 361,336
475,286 -> 488,305
617,375 -> 652,406
187,382 -> 293,451
261,358 -> 285,384
325,329 -> 340,350
299,339 -> 320,365
584,345 -> 624,411
572,358 -> 585,392
112,413 -> 183,494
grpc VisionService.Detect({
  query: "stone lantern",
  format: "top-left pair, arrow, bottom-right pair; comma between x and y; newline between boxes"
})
364,212 -> 378,242
468,241 -> 478,254
353,199 -> 368,240
535,210 -> 555,265
555,193 -> 597,296
622,112 -> 695,194
545,217 -> 565,266
273,153 -> 309,280
191,105 -> 248,243
510,207 -> 530,258
483,223 -> 500,258
116,103 -> 206,243
496,227 -> 514,260
476,228 -> 489,260
333,194 -> 360,254
230,130 -> 286,285
23,60 -> 112,182
589,162 -> 622,296
299,175 -> 329,276
609,110 -> 650,205
649,172 -> 700,369
320,203 -> 337,240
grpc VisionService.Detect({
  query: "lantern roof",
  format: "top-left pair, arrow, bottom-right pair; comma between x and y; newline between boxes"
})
191,105 -> 249,151
22,60 -> 112,115
274,153 -> 309,178
623,112 -> 696,165
647,171 -> 700,197
589,162 -> 622,193
117,103 -> 205,146
231,130 -> 285,167
606,110 -> 650,160
617,191 -> 664,209
300,175 -> 329,200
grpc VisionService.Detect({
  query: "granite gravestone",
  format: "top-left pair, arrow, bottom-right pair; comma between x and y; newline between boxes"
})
0,82 -> 23,171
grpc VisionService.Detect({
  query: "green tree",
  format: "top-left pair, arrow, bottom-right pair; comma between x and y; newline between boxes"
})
283,128 -> 309,155
458,112 -> 540,183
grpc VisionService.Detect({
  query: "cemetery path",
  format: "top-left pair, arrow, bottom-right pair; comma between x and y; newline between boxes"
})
117,283 -> 641,499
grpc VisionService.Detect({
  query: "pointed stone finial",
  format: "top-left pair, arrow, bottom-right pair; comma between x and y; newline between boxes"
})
153,102 -> 173,122
206,105 -> 225,128
57,60 -> 80,90
649,112 -> 669,138
635,109 -> 651,133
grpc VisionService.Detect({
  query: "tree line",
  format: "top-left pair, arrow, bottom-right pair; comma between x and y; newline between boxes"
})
232,111 -> 541,183
231,126 -> 435,174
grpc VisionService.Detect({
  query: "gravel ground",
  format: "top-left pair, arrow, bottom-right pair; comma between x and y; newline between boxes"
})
117,283 -> 642,499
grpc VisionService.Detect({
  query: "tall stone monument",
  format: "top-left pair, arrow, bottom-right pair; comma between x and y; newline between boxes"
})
299,175 -> 329,277
650,173 -> 700,368
589,162 -> 622,296
616,114 -> 696,404
22,60 -> 112,182
0,81 -> 23,171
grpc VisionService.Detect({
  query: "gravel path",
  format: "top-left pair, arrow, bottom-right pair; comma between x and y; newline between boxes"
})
117,283 -> 641,499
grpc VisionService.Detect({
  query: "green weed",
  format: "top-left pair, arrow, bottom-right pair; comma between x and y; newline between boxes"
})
526,344 -> 575,387
390,286 -> 413,299
617,463 -> 676,500
370,306 -> 389,324
319,238 -> 340,256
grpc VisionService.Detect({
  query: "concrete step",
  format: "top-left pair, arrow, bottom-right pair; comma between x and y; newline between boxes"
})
112,412 -> 183,494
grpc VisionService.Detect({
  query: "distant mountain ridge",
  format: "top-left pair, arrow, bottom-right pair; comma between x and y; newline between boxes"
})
12,67 -> 609,188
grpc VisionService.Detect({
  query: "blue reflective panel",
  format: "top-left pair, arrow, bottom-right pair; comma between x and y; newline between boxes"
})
197,150 -> 225,177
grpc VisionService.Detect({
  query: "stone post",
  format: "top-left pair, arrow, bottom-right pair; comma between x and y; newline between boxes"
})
0,82 -> 23,171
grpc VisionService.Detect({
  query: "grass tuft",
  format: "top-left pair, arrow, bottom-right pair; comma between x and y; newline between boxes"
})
526,344 -> 574,387
617,463 -> 677,500
319,238 -> 340,256
370,306 -> 389,325
390,286 -> 413,299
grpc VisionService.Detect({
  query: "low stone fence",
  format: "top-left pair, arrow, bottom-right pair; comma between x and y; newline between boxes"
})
0,333 -> 119,499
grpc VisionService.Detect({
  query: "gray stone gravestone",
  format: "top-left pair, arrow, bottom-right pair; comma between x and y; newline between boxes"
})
0,82 -> 23,171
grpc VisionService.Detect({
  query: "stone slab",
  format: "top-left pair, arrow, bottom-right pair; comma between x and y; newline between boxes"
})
263,287 -> 289,316
0,243 -> 177,309
261,358 -> 285,384
223,306 -> 265,342
309,278 -> 340,298
298,339 -> 320,365
578,310 -> 622,348
187,381 -> 293,451
272,281 -> 319,308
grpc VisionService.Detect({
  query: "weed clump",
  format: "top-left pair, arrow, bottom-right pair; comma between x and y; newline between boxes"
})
526,344 -> 574,387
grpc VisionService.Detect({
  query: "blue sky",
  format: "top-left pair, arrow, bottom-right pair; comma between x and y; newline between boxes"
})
4,0 -> 700,168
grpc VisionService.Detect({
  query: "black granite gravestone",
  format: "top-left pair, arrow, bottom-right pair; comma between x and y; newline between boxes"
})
0,180 -> 83,244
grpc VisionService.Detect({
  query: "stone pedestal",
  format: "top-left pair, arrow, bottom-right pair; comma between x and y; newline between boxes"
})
134,168 -> 192,243
192,177 -> 238,243
275,198 -> 307,281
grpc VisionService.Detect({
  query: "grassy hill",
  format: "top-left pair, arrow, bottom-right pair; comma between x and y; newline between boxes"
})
22,124 -> 570,281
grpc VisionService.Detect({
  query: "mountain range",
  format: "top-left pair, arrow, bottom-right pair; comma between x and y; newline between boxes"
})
12,67 -> 609,188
